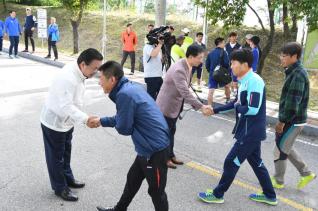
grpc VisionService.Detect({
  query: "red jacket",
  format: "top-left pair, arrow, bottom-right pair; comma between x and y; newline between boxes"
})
121,30 -> 138,52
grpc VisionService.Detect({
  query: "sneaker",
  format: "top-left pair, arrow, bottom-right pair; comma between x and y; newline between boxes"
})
249,193 -> 278,206
54,58 -> 58,61
14,55 -> 19,59
128,72 -> 134,75
44,55 -> 51,59
9,55 -> 14,59
22,49 -> 29,52
198,189 -> 224,204
297,173 -> 316,189
270,176 -> 284,189
96,206 -> 115,211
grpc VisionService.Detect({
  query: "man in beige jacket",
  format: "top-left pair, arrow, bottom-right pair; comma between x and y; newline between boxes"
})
157,44 -> 212,169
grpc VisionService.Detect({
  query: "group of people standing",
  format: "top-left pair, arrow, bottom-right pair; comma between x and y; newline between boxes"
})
0,8 -> 59,60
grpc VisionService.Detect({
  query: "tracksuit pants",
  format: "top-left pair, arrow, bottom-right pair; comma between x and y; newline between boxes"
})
115,147 -> 169,211
41,124 -> 75,193
24,28 -> 35,52
213,140 -> 276,200
9,36 -> 19,56
145,77 -> 163,100
273,123 -> 311,184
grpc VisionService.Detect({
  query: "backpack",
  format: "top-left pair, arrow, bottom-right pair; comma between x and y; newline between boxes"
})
212,49 -> 232,84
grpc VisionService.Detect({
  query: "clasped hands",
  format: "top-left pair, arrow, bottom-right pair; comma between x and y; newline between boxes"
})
201,105 -> 214,116
86,116 -> 101,128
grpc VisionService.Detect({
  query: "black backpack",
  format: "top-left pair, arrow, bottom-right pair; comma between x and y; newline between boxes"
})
212,50 -> 232,84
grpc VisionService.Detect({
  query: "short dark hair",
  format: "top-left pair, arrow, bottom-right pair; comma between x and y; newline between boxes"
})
231,49 -> 253,68
229,32 -> 237,37
214,37 -> 224,46
148,24 -> 154,28
281,42 -> 302,59
196,32 -> 204,37
9,10 -> 16,14
250,36 -> 260,45
98,61 -> 124,80
186,44 -> 205,58
169,25 -> 174,30
127,23 -> 132,27
77,48 -> 103,66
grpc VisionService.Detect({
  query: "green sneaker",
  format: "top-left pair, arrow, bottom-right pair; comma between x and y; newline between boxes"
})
249,193 -> 278,206
198,189 -> 224,204
297,173 -> 316,189
271,176 -> 284,189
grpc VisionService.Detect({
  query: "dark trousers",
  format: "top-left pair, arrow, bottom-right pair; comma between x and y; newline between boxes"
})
121,51 -> 135,73
115,148 -> 169,211
41,124 -> 75,193
164,116 -> 178,158
9,36 -> 19,55
213,140 -> 276,199
24,29 -> 35,51
191,63 -> 203,80
0,36 -> 3,51
145,77 -> 163,100
48,37 -> 58,59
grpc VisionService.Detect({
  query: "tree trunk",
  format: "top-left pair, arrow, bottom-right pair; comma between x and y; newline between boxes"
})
291,14 -> 298,33
258,0 -> 275,75
283,3 -> 289,41
71,20 -> 80,54
155,0 -> 166,26
3,0 -> 7,11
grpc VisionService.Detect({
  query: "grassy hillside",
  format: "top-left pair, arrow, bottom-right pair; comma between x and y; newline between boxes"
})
1,3 -> 317,111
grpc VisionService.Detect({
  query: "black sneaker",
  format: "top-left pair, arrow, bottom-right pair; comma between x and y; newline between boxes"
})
22,49 -> 29,52
44,55 -> 51,59
96,206 -> 115,211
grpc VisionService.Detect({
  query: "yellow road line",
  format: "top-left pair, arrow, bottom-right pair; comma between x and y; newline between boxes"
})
186,161 -> 314,211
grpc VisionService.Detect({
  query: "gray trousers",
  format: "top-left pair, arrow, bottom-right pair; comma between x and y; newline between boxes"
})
273,124 -> 311,184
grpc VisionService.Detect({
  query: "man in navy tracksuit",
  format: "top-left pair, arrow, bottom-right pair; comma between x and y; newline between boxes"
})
4,10 -> 22,58
198,49 -> 277,206
225,32 -> 241,95
95,61 -> 170,211
22,8 -> 37,53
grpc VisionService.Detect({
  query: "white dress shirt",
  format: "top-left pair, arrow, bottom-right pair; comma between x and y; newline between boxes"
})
40,62 -> 89,132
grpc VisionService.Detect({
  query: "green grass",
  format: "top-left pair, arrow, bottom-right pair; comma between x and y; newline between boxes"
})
1,3 -> 318,111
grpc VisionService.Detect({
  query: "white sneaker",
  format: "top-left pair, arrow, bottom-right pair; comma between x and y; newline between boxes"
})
9,55 -> 14,59
14,55 -> 19,59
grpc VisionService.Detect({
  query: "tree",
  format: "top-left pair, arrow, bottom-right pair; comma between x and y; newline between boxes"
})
155,0 -> 166,26
2,0 -> 7,11
194,0 -> 318,75
60,0 -> 89,54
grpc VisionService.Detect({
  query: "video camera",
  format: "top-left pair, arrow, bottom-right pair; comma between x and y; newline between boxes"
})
146,26 -> 171,45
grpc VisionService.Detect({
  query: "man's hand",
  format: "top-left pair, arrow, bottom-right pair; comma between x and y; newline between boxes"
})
86,116 -> 101,128
275,121 -> 285,134
31,27 -> 35,31
201,105 -> 213,116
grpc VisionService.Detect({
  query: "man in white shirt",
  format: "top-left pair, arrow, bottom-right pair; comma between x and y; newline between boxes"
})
40,48 -> 103,201
143,35 -> 164,100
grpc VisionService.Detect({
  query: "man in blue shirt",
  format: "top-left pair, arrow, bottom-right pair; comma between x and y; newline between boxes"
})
95,61 -> 170,211
198,49 -> 277,206
4,10 -> 21,58
22,8 -> 37,53
0,19 -> 4,54
206,37 -> 231,105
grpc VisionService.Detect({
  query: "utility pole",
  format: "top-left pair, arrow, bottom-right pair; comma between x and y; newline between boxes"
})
102,0 -> 107,62
203,0 -> 209,47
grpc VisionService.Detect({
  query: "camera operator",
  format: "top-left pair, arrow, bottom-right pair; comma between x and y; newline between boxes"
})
143,32 -> 164,100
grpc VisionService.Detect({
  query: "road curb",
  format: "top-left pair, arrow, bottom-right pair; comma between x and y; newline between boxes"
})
4,48 -> 318,137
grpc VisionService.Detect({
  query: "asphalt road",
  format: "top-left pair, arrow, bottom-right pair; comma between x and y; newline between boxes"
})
0,53 -> 317,211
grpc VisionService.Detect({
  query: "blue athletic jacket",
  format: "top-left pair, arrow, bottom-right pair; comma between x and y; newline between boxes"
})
206,47 -> 230,73
100,77 -> 170,158
0,20 -> 4,37
252,47 -> 259,73
214,70 -> 266,142
48,24 -> 59,41
5,16 -> 21,36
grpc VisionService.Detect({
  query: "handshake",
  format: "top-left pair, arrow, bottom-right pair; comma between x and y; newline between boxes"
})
201,105 -> 214,116
86,116 -> 101,128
